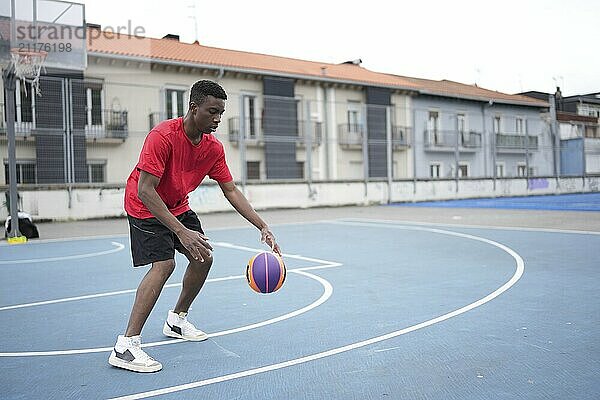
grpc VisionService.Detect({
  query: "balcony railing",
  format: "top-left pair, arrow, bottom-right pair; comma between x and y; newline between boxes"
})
228,117 -> 321,146
392,125 -> 411,148
0,105 -> 35,137
85,110 -> 128,140
149,112 -> 166,131
495,133 -> 538,151
296,121 -> 322,146
424,130 -> 482,150
228,117 -> 263,144
338,123 -> 364,147
338,124 -> 412,148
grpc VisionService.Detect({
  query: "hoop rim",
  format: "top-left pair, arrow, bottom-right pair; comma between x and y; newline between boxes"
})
10,48 -> 49,58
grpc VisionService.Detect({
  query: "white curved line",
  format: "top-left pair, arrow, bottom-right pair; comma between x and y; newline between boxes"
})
0,276 -> 239,312
212,242 -> 340,266
0,263 -> 338,312
0,242 -> 125,264
107,226 -> 525,400
0,269 -> 333,357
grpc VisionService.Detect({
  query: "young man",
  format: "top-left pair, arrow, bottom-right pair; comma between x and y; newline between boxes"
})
109,80 -> 282,373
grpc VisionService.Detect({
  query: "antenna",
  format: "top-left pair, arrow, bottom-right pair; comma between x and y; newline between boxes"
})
552,75 -> 564,91
188,0 -> 199,42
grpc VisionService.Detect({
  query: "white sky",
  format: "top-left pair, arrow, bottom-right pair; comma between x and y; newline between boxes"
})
77,0 -> 599,96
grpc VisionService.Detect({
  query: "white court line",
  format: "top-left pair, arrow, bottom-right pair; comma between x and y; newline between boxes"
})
340,217 -> 600,236
0,269 -> 334,357
0,263 -> 339,312
0,218 -> 339,246
0,241 -> 342,357
0,276 -> 240,312
108,224 -> 525,400
0,241 -> 339,311
211,242 -> 341,266
0,242 -> 125,264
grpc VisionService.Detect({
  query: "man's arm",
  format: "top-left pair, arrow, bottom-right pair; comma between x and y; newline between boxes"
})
218,180 -> 282,256
138,170 -> 212,261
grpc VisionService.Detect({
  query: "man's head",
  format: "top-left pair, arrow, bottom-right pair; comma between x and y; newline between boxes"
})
189,80 -> 227,106
188,80 -> 227,135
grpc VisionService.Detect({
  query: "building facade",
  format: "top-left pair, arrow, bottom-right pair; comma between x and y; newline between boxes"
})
2,28 -> 551,188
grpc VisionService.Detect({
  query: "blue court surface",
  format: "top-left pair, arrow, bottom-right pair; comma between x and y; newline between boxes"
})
1,218 -> 599,399
392,192 -> 600,211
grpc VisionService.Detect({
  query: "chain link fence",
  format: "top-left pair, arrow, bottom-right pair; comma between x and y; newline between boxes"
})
2,77 -> 599,190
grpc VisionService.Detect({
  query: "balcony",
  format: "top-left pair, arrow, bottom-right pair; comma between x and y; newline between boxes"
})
338,123 -> 364,148
85,110 -> 128,142
392,125 -> 411,148
338,124 -> 412,149
495,133 -> 538,153
0,105 -> 35,139
148,112 -> 166,131
424,130 -> 481,152
228,117 -> 321,147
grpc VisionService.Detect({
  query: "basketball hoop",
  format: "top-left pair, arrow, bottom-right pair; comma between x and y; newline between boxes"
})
9,49 -> 48,96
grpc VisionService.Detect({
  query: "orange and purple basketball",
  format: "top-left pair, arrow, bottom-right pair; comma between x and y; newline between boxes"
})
246,252 -> 286,294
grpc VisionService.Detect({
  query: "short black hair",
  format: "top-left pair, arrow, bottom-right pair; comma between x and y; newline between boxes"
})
189,80 -> 227,105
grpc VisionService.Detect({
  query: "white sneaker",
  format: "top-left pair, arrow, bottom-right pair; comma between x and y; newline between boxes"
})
163,310 -> 209,341
108,335 -> 162,373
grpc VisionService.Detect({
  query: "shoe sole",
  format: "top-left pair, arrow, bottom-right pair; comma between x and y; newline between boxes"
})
109,353 -> 162,373
163,322 -> 209,341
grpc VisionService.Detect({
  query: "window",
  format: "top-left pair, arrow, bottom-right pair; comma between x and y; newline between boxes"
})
87,160 -> 106,183
496,163 -> 505,177
428,111 -> 440,144
10,80 -> 35,134
585,125 -> 599,138
347,101 -> 361,132
458,163 -> 469,177
244,95 -> 257,139
296,161 -> 305,179
166,89 -> 185,119
86,84 -> 103,127
516,117 -> 524,134
430,163 -> 441,178
246,161 -> 260,180
4,160 -> 36,184
457,113 -> 466,134
517,164 -> 527,177
457,113 -> 470,145
16,80 -> 34,124
493,116 -> 501,134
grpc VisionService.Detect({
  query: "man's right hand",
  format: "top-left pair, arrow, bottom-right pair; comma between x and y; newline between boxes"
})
177,228 -> 213,262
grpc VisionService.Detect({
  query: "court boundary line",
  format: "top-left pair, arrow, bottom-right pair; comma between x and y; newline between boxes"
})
0,242 -> 342,357
0,219 -> 340,246
0,241 -> 125,264
1,216 -> 597,249
108,224 -> 525,400
339,218 -> 600,236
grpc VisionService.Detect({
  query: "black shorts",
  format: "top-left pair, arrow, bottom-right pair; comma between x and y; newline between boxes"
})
127,210 -> 204,267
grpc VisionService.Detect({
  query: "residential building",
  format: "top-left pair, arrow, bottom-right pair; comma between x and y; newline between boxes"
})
521,88 -> 600,175
2,26 -> 551,188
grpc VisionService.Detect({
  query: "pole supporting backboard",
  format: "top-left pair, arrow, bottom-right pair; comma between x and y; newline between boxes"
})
3,68 -> 25,242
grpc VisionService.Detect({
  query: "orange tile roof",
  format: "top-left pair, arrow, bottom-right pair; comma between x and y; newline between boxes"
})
399,76 -> 548,107
87,29 -> 548,108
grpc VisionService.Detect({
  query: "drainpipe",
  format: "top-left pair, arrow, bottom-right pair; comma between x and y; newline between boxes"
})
322,85 -> 330,181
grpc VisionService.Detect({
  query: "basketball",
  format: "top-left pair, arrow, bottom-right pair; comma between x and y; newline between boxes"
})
246,252 -> 286,294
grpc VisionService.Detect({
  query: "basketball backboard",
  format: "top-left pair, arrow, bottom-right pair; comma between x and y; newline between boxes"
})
0,0 -> 86,72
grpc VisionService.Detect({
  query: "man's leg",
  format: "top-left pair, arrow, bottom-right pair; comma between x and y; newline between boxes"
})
163,251 -> 212,341
125,259 -> 175,336
174,253 -> 212,314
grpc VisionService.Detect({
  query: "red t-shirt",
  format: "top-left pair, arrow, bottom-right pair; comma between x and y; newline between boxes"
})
124,117 -> 233,219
